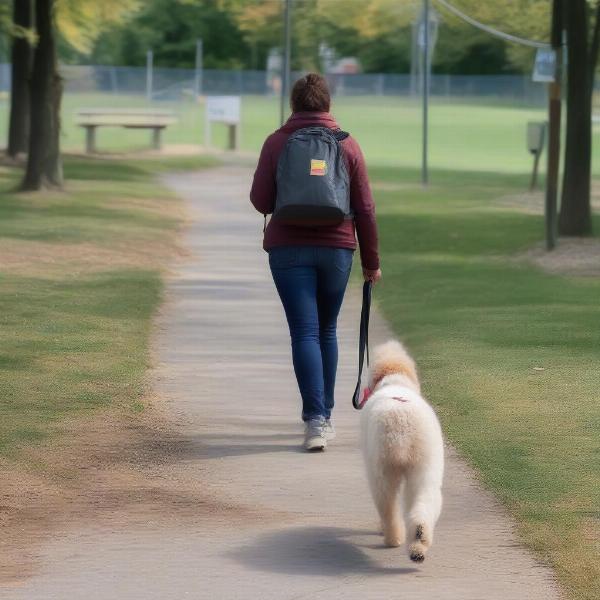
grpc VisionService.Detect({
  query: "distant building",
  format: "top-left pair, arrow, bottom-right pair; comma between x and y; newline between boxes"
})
328,57 -> 361,75
326,57 -> 361,95
266,48 -> 282,95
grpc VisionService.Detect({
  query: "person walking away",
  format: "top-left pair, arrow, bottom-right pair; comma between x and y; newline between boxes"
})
250,73 -> 381,451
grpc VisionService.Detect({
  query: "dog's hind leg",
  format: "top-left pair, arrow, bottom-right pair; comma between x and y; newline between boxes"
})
369,466 -> 404,547
404,471 -> 442,562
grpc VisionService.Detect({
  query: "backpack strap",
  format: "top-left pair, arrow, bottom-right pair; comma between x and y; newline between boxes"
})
332,129 -> 350,142
352,280 -> 372,410
289,126 -> 349,142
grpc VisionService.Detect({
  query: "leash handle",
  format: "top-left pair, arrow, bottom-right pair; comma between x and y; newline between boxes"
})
352,280 -> 372,410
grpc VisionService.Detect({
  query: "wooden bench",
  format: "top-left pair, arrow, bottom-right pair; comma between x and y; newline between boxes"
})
75,109 -> 178,153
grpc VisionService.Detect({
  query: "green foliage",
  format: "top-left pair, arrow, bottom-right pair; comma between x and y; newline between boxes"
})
0,1 -> 9,61
56,0 -> 140,54
0,0 -> 12,34
311,0 -> 415,72
218,0 -> 283,70
89,0 -> 250,69
54,0 -> 553,74
435,0 -> 548,73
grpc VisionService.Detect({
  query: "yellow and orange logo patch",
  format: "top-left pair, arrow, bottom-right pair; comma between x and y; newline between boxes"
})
310,159 -> 327,176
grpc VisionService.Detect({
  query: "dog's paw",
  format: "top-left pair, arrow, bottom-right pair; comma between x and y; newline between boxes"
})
408,541 -> 426,563
383,524 -> 405,547
384,535 -> 403,548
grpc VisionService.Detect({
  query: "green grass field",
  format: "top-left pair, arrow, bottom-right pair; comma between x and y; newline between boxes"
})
368,166 -> 599,600
5,92 -> 600,175
0,154 -> 215,458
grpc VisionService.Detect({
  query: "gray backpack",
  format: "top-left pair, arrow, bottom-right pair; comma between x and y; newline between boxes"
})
274,126 -> 351,226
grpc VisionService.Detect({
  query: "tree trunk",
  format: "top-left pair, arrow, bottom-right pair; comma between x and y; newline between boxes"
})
7,0 -> 32,158
559,0 -> 592,236
22,0 -> 63,190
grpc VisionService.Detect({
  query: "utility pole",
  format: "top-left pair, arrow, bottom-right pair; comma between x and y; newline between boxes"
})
280,0 -> 292,125
545,0 -> 563,250
194,39 -> 203,99
422,0 -> 430,186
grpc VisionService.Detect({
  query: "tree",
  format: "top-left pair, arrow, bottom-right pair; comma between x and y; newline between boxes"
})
79,0 -> 559,75
7,0 -> 33,158
17,0 -> 139,189
312,0 -> 415,72
22,0 -> 62,190
0,1 -> 11,34
55,0 -> 140,55
559,0 -> 600,236
89,0 -> 249,69
219,0 -> 282,70
434,1 -> 549,73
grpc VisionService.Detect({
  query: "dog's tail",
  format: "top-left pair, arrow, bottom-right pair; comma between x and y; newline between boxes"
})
369,340 -> 420,392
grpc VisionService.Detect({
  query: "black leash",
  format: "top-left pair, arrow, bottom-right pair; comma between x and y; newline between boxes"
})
352,280 -> 372,410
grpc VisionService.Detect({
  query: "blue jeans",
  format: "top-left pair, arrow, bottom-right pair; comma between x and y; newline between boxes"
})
269,246 -> 354,422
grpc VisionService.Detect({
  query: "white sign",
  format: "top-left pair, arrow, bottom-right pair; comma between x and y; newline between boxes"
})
206,96 -> 241,124
527,121 -> 546,154
533,49 -> 556,83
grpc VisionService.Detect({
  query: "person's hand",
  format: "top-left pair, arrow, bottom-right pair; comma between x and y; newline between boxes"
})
362,267 -> 382,284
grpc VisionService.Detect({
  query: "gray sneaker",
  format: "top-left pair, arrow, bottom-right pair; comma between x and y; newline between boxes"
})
304,419 -> 327,451
323,419 -> 336,440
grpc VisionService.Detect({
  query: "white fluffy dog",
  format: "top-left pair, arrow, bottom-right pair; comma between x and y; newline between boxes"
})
361,340 -> 444,562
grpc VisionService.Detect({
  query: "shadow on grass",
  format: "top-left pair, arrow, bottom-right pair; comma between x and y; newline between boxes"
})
64,156 -> 153,182
0,195 -> 176,238
63,154 -> 219,182
1,270 -> 162,323
368,164 -> 533,189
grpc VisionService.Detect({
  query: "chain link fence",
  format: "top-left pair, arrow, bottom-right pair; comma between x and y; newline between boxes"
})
0,63 -> 552,171
0,63 -> 548,104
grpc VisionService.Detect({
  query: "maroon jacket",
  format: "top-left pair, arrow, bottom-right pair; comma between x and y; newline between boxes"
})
250,112 -> 380,270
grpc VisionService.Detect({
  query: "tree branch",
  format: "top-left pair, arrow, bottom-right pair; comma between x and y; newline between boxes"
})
589,0 -> 600,86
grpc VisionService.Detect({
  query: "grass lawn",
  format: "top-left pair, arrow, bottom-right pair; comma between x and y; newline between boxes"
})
0,154 -> 216,459
3,92 -> 600,175
369,166 -> 600,600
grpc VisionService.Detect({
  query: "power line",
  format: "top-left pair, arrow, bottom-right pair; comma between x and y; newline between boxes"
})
435,0 -> 550,49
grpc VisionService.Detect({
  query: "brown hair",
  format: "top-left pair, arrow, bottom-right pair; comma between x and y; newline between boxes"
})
290,73 -> 331,113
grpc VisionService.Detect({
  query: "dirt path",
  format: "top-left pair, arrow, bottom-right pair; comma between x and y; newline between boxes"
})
5,166 -> 563,600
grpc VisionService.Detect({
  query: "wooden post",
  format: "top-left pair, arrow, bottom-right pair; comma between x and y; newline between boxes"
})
225,124 -> 240,151
227,124 -> 235,150
8,0 -> 33,157
85,125 -> 96,154
530,151 -> 542,191
152,127 -> 162,150
545,0 -> 563,251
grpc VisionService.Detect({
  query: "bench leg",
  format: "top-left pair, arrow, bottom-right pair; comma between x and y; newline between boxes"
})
152,128 -> 162,150
85,126 -> 96,154
227,124 -> 237,151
